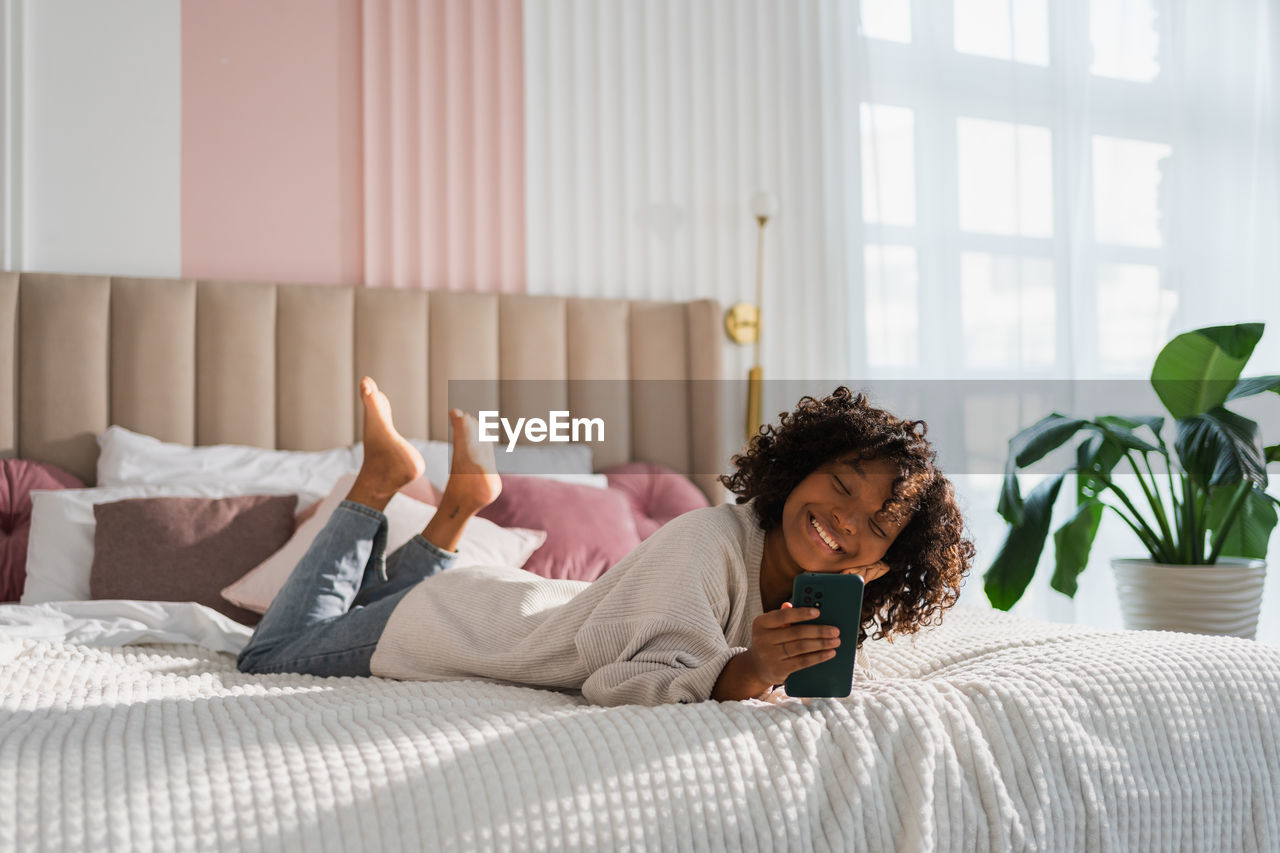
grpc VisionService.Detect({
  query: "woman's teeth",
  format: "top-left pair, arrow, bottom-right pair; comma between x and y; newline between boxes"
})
810,514 -> 841,552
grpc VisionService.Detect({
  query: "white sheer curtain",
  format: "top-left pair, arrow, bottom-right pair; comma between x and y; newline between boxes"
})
850,0 -> 1280,642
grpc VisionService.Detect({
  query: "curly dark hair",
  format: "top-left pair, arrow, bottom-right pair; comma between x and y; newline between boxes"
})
720,387 -> 974,645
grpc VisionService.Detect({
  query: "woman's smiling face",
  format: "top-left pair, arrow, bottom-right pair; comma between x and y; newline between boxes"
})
778,456 -> 908,581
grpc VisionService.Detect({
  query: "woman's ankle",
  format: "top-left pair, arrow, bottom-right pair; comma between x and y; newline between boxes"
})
344,480 -> 395,513
421,498 -> 480,553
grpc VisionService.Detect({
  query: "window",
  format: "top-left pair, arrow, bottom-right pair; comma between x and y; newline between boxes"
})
856,0 -> 1179,377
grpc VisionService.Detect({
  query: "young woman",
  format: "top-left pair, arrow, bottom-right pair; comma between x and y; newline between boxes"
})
237,379 -> 973,706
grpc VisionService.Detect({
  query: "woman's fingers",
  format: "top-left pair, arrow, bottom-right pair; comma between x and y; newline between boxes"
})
749,603 -> 847,683
782,625 -> 840,642
792,649 -> 838,668
757,605 -> 821,628
780,636 -> 841,658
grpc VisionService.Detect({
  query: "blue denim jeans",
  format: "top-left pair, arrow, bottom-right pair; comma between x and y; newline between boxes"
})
237,500 -> 456,677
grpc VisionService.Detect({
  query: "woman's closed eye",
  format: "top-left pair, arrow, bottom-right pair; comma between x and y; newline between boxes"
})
833,473 -> 888,538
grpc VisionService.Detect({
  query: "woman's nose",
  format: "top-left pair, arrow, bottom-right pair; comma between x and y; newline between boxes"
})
832,508 -> 854,535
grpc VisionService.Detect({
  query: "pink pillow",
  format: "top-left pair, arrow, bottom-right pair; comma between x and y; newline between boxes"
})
0,459 -> 84,601
477,475 -> 643,581
90,494 -> 298,626
603,462 -> 711,539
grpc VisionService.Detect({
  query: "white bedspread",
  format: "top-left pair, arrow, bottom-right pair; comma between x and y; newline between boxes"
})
2,607 -> 1277,852
0,600 -> 252,655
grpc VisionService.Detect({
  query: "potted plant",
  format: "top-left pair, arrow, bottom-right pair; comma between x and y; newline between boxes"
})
986,323 -> 1280,637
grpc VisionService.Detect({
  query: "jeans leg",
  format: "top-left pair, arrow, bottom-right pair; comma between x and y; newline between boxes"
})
351,534 -> 458,608
238,590 -> 406,677
238,501 -> 388,670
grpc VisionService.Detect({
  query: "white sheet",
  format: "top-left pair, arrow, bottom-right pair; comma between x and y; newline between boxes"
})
2,607 -> 1277,851
0,599 -> 252,655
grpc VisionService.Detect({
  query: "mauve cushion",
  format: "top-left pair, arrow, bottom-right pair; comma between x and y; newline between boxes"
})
477,475 -> 641,581
603,462 -> 711,539
0,459 -> 84,601
91,494 -> 297,626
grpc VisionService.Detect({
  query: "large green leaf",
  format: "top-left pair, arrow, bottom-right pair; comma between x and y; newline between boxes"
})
1097,414 -> 1166,440
985,473 -> 1066,611
1075,432 -> 1125,502
1050,499 -> 1104,597
1151,324 -> 1264,418
1012,414 -> 1092,467
998,414 -> 1087,525
1226,374 -> 1280,401
1092,420 -> 1161,455
1206,485 -> 1278,559
1175,407 -> 1267,489
998,462 -> 1024,525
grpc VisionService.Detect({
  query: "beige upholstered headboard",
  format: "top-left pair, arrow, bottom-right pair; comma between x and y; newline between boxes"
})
0,272 -> 725,500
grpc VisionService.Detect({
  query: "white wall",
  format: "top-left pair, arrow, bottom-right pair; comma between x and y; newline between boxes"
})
1,0 -> 20,267
523,0 -> 859,393
20,0 -> 180,276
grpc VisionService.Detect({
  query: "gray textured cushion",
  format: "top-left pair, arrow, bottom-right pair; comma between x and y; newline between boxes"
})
90,494 -> 297,626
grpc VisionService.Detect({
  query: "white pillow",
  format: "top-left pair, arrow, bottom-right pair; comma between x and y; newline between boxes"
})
21,483 -> 302,605
97,426 -> 598,498
97,425 -> 360,504
408,439 -> 602,489
220,473 -> 547,615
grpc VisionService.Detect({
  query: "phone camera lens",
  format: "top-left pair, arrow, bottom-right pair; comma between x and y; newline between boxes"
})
816,592 -> 824,599
804,586 -> 813,594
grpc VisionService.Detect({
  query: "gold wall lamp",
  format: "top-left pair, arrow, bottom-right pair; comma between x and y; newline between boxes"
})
725,191 -> 779,444
724,303 -> 759,344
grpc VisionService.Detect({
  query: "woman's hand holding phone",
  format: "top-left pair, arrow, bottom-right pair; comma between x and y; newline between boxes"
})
742,602 -> 842,687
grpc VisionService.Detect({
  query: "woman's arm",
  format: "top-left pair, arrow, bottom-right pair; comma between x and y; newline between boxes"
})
711,651 -> 774,701
574,512 -> 748,706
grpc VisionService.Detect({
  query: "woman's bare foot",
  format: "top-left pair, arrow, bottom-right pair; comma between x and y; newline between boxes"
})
346,377 -> 425,511
420,409 -> 502,552
442,409 -> 502,511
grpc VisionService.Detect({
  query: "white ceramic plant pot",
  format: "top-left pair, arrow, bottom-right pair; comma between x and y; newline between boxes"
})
1111,557 -> 1267,639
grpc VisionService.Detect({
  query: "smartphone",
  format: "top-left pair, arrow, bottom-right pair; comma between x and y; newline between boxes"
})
783,572 -> 866,698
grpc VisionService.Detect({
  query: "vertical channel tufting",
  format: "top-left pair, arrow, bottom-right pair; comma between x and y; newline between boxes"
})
628,301 -> 691,475
110,277 -> 197,445
354,287 -> 428,441
0,272 -> 17,457
6,271 -> 722,499
566,298 -> 631,470
196,280 -> 277,448
276,285 -> 356,451
19,273 -> 111,483
428,292 -> 499,440
498,294 -> 567,436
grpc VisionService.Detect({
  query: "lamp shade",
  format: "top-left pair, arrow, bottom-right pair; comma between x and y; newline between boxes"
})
751,191 -> 780,221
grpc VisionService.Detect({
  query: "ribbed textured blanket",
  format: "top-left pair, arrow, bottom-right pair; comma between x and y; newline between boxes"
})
2,608 -> 1277,852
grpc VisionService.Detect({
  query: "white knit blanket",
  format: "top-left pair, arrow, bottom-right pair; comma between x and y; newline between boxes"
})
2,608 -> 1278,852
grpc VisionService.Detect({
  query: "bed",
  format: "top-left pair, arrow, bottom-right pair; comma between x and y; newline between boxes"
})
1,272 -> 1279,852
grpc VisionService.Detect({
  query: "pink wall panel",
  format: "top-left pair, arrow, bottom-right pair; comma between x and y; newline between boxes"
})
362,0 -> 526,291
181,0 -> 363,285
